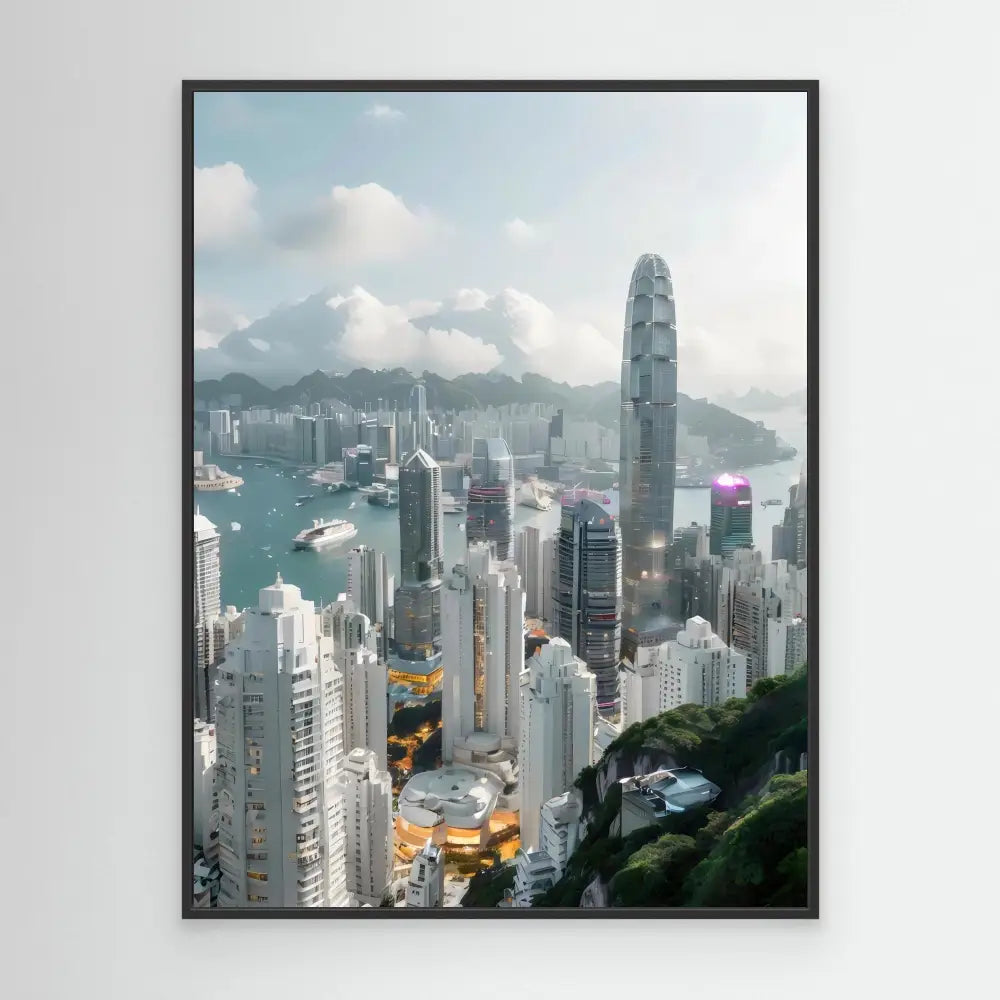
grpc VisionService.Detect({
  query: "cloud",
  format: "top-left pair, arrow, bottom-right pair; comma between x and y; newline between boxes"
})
194,163 -> 258,248
364,103 -> 404,121
193,294 -> 251,350
327,288 -> 500,378
194,284 -> 620,386
272,182 -> 436,265
503,217 -> 545,247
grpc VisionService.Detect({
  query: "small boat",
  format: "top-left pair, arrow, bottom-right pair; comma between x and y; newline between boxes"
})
348,501 -> 356,509
227,488 -> 237,493
255,463 -> 265,468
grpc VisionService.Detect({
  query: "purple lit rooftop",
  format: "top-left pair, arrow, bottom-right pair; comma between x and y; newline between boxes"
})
714,473 -> 750,489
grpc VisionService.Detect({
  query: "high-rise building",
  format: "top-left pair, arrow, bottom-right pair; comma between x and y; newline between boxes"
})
193,510 -> 222,722
539,789 -> 583,883
214,574 -> 350,908
710,473 -> 754,556
466,437 -> 515,561
518,638 -> 596,850
410,382 -> 430,454
346,545 -> 394,659
340,748 -> 393,907
322,601 -> 388,772
510,848 -> 558,907
772,461 -> 808,569
661,616 -> 747,710
552,498 -> 622,711
209,409 -> 232,454
441,541 -> 525,762
406,841 -> 444,907
767,616 -> 808,677
193,719 -> 218,863
619,253 -> 679,663
394,449 -> 444,665
618,645 -> 663,730
514,524 -> 552,620
731,579 -> 783,688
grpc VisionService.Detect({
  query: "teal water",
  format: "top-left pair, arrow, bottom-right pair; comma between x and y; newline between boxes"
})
196,454 -> 806,612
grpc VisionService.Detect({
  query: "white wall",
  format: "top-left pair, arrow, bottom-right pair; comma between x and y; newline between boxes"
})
5,1 -> 995,997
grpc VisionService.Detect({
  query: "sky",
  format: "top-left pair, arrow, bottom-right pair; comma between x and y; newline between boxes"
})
193,90 -> 807,397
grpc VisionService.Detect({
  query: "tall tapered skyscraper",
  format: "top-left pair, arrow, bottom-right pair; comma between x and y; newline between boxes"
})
393,449 -> 444,664
619,253 -> 679,664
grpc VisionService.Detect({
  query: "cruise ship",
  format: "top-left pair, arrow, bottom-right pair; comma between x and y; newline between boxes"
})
292,518 -> 358,551
441,492 -> 466,515
518,481 -> 552,511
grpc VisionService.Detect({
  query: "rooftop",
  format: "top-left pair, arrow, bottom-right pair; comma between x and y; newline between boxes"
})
621,767 -> 721,816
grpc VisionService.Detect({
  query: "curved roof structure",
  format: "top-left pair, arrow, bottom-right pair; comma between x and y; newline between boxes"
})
397,766 -> 503,831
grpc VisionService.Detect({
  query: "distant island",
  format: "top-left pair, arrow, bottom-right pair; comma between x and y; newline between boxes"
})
716,386 -> 807,414
194,368 -> 797,468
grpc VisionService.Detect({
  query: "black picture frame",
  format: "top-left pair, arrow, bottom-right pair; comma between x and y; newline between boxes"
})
182,79 -> 819,920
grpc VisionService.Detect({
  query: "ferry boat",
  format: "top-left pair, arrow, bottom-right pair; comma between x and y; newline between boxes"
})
518,481 -> 552,511
561,488 -> 611,507
293,518 -> 358,551
294,495 -> 314,507
441,492 -> 466,515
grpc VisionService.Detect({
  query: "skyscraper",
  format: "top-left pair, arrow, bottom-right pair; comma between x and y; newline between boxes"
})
394,449 -> 444,665
214,574 -> 350,908
710,473 -> 754,556
772,460 -> 808,569
441,541 -> 525,762
410,381 -> 429,453
552,498 -> 622,710
322,601 -> 388,772
193,510 -> 221,722
514,524 -> 552,620
339,748 -> 393,907
346,545 -> 394,659
619,253 -> 679,663
466,437 -> 515,561
518,638 -> 596,850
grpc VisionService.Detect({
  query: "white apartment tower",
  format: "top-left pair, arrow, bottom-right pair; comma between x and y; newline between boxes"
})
406,841 -> 444,908
193,718 -> 218,863
661,616 -> 748,710
214,574 -> 350,908
618,644 -> 664,730
346,545 -> 394,659
322,601 -> 388,772
518,638 -> 596,851
441,541 -> 525,763
340,748 -> 393,907
515,525 -> 551,620
194,510 -> 222,721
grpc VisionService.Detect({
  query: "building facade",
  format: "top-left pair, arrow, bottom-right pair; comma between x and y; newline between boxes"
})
346,545 -> 394,659
661,616 -> 747,710
710,473 -> 754,556
518,638 -> 596,851
767,616 -> 808,677
193,510 -> 222,722
514,524 -> 551,620
340,748 -> 393,907
406,841 -> 444,907
441,541 -> 525,762
214,574 -> 350,908
466,437 -> 516,561
394,449 -> 444,665
552,498 -> 622,711
619,253 -> 679,662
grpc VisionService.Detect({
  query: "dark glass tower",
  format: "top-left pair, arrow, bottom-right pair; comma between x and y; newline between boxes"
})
619,253 -> 679,662
709,473 -> 754,555
393,449 -> 444,663
466,437 -> 515,561
552,498 -> 622,710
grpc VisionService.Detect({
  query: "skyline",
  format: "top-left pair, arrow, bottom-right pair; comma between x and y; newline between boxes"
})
194,91 -> 807,396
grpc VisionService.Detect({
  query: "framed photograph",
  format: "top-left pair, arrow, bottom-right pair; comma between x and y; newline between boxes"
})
184,80 -> 817,918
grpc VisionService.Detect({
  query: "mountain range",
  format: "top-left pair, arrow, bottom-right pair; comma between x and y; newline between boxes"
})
195,367 -> 795,460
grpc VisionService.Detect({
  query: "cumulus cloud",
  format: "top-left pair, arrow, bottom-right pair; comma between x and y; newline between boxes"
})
364,103 -> 404,121
194,163 -> 258,248
327,288 -> 500,378
503,217 -> 545,247
194,284 -> 621,386
272,182 -> 436,265
193,294 -> 251,349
